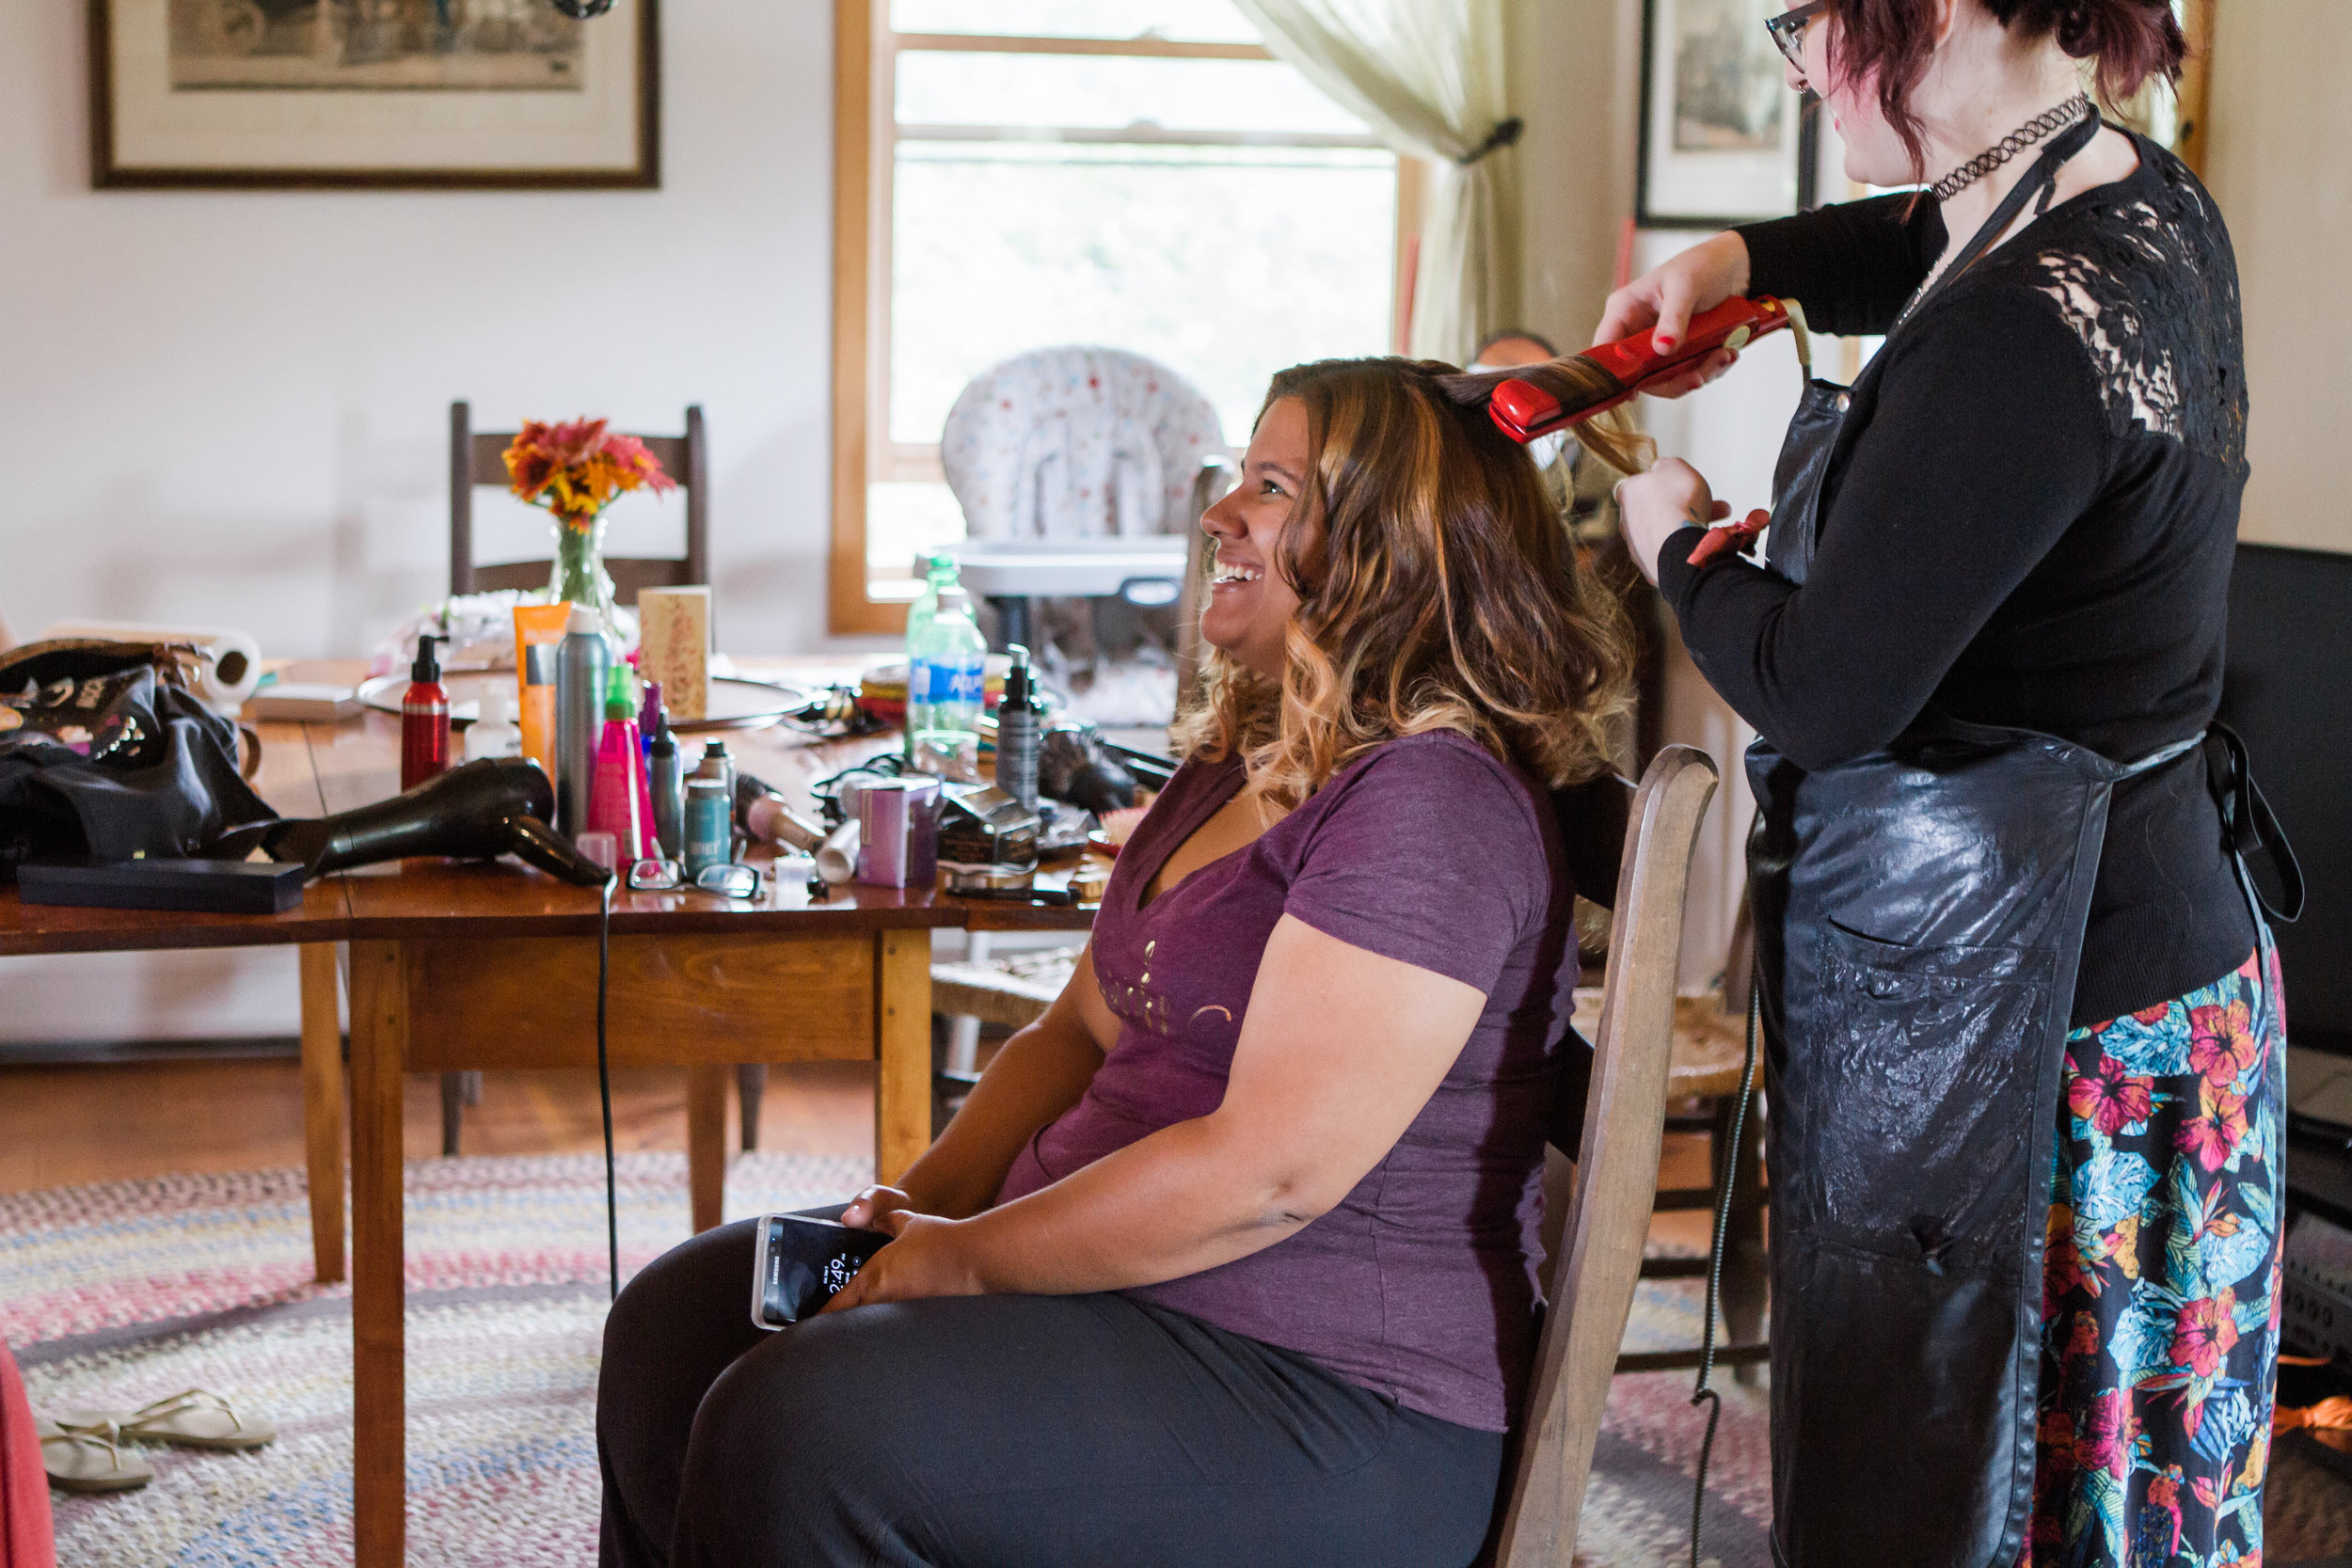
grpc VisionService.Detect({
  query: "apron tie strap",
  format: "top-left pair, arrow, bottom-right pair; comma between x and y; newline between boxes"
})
2204,723 -> 2305,923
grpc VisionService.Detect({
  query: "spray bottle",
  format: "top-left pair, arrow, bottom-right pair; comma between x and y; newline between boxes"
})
587,664 -> 654,863
400,633 -> 451,792
684,740 -> 735,879
994,643 -> 1043,812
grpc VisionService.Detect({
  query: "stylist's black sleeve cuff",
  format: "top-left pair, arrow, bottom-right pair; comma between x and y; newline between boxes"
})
1653,526 -> 1713,613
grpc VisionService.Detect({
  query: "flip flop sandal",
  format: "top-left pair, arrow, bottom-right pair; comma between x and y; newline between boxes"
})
62,1388 -> 277,1452
37,1418 -> 154,1494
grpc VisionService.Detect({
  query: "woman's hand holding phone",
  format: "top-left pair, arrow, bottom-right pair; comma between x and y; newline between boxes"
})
1594,230 -> 1755,399
838,1185 -> 915,1230
817,1212 -> 981,1314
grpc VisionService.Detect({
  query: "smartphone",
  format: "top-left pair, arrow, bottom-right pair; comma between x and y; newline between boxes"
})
750,1212 -> 893,1330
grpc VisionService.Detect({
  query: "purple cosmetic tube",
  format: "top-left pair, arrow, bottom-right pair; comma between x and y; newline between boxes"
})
851,777 -> 940,887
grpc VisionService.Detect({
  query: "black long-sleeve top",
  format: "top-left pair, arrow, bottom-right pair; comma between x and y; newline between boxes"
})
1655,134 -> 2256,1025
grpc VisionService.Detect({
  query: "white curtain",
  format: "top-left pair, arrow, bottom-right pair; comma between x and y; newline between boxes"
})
1232,0 -> 1520,364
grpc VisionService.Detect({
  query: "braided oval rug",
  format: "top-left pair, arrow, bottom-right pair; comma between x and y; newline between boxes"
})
3,1152 -> 1774,1567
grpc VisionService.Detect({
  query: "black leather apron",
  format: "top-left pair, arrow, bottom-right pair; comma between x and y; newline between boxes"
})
1746,116 -> 2136,1568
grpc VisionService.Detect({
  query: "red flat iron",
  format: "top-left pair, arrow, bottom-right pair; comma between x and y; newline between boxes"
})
1486,295 -> 1799,567
1485,295 -> 1798,442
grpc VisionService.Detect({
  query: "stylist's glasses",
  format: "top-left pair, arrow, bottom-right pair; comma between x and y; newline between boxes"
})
1766,2 -> 1824,78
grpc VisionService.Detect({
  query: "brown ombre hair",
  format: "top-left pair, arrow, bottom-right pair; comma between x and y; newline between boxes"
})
1174,357 -> 1633,804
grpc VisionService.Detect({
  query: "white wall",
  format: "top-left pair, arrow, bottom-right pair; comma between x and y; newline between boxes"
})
1508,0 -> 1825,989
2203,0 -> 2352,556
0,0 -> 849,1041
0,0 -> 847,660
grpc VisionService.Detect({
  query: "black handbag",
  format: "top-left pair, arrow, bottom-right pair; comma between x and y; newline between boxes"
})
0,639 -> 277,884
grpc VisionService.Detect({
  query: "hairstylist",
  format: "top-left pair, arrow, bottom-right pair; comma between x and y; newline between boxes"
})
1601,3 -> 2296,1565
595,357 -> 1630,1568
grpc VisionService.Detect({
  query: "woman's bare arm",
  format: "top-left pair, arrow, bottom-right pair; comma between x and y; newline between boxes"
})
852,945 -> 1120,1222
824,915 -> 1486,1309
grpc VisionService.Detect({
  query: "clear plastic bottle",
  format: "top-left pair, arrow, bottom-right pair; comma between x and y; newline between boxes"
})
900,552 -> 952,761
906,559 -> 988,779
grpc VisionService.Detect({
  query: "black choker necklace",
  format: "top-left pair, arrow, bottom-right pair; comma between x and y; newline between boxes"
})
1931,92 -> 2093,202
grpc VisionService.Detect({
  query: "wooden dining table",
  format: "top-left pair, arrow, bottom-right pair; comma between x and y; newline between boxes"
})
0,656 -> 1097,1567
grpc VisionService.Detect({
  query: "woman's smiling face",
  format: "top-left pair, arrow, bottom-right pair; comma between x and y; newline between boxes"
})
1198,395 -> 1311,679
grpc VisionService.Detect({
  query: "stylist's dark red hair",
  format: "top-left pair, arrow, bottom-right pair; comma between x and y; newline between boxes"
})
1824,0 -> 2186,175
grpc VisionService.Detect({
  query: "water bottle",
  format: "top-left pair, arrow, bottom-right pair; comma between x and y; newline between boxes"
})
554,604 -> 610,839
901,552 -> 952,761
906,560 -> 988,779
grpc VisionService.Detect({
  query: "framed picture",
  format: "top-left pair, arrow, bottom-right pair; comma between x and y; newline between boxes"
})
89,0 -> 660,189
1637,0 -> 1815,229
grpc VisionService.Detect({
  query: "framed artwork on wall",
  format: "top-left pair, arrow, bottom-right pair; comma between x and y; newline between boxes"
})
1636,0 -> 1816,228
89,0 -> 660,189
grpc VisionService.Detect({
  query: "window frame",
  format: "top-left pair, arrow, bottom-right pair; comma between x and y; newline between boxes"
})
827,0 -> 1420,633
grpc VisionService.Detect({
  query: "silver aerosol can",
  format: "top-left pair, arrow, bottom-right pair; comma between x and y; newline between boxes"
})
553,603 -> 610,839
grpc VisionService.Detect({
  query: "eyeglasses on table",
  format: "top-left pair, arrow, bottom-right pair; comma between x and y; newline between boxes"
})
627,858 -> 766,899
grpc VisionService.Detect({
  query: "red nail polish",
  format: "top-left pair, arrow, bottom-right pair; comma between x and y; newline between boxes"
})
1656,334 -> 1677,350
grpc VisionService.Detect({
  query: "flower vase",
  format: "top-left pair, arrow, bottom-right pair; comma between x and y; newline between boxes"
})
549,514 -> 617,633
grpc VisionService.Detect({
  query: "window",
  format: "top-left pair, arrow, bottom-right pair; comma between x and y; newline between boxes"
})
829,0 -> 1414,631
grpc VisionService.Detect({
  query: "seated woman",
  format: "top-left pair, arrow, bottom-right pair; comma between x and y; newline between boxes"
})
596,356 -> 1633,1568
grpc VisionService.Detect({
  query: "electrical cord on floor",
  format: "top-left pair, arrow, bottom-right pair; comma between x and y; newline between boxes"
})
596,872 -> 619,1302
1688,987 -> 1761,1568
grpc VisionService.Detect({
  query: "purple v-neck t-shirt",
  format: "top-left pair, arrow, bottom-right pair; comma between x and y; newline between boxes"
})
995,730 -> 1583,1432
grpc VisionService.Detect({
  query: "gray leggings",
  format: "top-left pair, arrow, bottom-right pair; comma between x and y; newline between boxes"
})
596,1216 -> 1504,1567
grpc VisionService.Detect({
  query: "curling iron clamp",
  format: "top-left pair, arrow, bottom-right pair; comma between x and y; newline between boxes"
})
1485,294 -> 1810,568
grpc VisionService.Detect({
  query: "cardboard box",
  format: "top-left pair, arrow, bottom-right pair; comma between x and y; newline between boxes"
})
638,586 -> 711,721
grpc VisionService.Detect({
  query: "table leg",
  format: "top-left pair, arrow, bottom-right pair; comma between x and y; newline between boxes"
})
874,929 -> 932,1185
347,941 -> 408,1568
299,942 -> 346,1285
687,1064 -> 728,1233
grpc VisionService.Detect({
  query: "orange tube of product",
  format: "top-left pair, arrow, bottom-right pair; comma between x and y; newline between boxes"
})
513,602 -> 571,779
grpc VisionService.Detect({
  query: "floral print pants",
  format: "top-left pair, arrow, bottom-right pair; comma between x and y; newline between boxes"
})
2032,945 -> 2285,1568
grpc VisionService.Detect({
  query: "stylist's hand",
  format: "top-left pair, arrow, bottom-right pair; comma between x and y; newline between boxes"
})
1593,231 -> 1754,399
1616,459 -> 1735,586
818,1212 -> 982,1314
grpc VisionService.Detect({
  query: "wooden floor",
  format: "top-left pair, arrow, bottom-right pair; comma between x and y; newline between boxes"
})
0,1059 -> 875,1193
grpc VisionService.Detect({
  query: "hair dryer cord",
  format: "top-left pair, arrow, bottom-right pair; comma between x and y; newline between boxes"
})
597,874 -> 619,1302
1688,986 -> 1761,1568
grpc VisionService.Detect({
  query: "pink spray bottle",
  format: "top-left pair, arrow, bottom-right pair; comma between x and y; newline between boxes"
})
586,664 -> 657,863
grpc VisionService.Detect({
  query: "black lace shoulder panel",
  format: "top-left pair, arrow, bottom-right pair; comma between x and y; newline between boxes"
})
2004,139 -> 2249,477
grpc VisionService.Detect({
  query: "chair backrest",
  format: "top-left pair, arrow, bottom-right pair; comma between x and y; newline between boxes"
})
448,402 -> 708,603
940,347 -> 1225,543
1490,743 -> 1719,1567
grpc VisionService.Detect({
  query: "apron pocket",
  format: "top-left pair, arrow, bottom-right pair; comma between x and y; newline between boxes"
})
1812,923 -> 2055,1268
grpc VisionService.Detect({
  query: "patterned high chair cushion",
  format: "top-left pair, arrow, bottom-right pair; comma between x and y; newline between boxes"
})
942,347 -> 1225,541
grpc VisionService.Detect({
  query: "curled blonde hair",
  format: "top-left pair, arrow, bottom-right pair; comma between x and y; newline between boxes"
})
1173,357 -> 1634,803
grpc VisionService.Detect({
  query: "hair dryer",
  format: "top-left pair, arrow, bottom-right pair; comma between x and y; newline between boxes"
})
227,757 -> 612,886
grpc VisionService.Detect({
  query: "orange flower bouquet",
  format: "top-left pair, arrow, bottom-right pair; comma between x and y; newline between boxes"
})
503,418 -> 676,626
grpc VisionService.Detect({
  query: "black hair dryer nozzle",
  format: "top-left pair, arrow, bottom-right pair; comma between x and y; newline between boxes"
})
252,758 -> 612,887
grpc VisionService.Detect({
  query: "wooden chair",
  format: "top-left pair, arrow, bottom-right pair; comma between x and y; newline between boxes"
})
441,401 -> 712,1156
1491,743 -> 1716,1561
448,402 -> 709,601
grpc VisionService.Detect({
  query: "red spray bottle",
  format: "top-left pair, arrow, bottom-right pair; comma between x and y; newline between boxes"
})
399,633 -> 451,792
